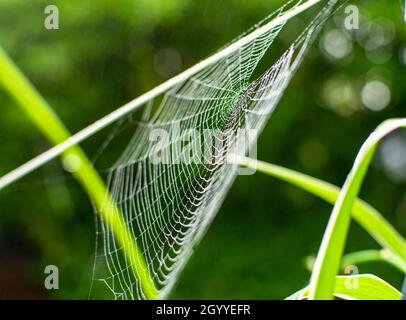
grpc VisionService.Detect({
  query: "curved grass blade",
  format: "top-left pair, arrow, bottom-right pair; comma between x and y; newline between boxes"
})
234,156 -> 406,265
306,248 -> 406,274
342,249 -> 406,273
308,119 -> 406,299
0,47 -> 158,299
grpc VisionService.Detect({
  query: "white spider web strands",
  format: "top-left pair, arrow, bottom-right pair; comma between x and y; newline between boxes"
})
92,0 -> 337,300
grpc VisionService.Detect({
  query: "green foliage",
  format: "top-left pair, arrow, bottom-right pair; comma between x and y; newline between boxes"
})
0,47 -> 158,299
0,0 -> 405,299
239,154 -> 406,300
238,157 -> 406,265
309,120 -> 406,299
287,274 -> 402,300
341,249 -> 406,273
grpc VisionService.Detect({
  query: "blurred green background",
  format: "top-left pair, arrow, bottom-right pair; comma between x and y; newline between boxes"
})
0,0 -> 405,299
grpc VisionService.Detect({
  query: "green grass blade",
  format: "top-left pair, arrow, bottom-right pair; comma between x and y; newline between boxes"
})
342,249 -> 406,273
0,47 -> 158,299
235,156 -> 406,265
286,274 -> 402,300
332,274 -> 402,300
307,119 -> 406,299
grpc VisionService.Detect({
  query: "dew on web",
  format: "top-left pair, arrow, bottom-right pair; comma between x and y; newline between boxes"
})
91,0 -> 339,300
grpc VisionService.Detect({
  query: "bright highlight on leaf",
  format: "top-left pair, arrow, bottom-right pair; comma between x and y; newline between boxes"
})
287,274 -> 402,300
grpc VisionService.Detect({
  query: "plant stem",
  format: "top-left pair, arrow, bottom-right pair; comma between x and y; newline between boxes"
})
0,47 -> 158,300
342,249 -> 406,273
235,156 -> 406,265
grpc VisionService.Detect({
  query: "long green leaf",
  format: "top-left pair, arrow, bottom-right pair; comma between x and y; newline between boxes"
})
235,156 -> 406,266
0,47 -> 158,299
308,119 -> 406,299
306,249 -> 406,274
286,274 -> 402,300
342,249 -> 406,273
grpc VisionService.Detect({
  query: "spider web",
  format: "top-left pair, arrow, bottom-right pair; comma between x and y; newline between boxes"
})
91,0 -> 338,300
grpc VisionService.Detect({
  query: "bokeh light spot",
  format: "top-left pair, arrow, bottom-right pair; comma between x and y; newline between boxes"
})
321,76 -> 358,115
380,133 -> 406,182
361,80 -> 391,111
320,29 -> 353,60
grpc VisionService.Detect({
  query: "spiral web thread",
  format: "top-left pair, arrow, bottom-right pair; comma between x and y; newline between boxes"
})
92,0 -> 338,299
